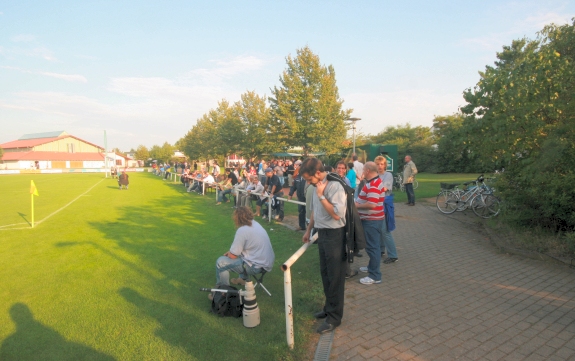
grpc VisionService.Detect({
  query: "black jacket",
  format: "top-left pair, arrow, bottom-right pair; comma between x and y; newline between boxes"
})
326,173 -> 366,263
289,174 -> 306,201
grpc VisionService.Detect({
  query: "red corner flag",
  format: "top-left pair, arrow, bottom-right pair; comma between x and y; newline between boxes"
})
30,180 -> 39,196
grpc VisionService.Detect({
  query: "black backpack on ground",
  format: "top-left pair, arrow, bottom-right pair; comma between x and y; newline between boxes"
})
211,285 -> 243,318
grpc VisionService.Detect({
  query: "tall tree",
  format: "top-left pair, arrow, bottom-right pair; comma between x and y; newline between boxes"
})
461,20 -> 575,230
269,46 -> 351,154
134,145 -> 150,161
234,91 -> 279,158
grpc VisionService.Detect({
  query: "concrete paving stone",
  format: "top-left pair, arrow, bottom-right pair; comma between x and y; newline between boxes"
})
497,341 -> 519,354
478,339 -> 503,352
545,335 -> 567,349
359,345 -> 383,359
410,341 -> 433,354
423,327 -> 443,337
556,329 -> 575,342
484,348 -> 509,361
459,338 -> 482,351
377,347 -> 400,359
394,350 -> 417,361
522,353 -> 549,361
393,339 -> 416,353
534,344 -> 558,358
327,203 -> 575,360
405,331 -> 427,344
346,353 -> 366,361
554,345 -> 575,359
417,344 -> 451,359
500,352 -> 529,361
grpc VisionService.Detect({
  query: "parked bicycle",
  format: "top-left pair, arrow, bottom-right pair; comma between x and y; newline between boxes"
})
393,173 -> 419,192
436,175 -> 500,218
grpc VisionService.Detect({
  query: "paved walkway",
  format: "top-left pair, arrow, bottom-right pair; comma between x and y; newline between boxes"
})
328,202 -> 575,361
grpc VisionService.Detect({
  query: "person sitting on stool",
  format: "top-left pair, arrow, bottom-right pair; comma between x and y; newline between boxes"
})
214,207 -> 275,288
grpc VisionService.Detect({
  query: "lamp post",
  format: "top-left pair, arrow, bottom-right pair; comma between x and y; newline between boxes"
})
346,117 -> 361,155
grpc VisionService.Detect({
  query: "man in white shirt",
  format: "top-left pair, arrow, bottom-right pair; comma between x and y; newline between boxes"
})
352,154 -> 364,195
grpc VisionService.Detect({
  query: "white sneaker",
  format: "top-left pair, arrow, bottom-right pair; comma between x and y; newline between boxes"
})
360,277 -> 381,285
359,266 -> 368,273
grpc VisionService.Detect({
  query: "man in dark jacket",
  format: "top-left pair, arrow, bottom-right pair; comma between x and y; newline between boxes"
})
288,173 -> 306,230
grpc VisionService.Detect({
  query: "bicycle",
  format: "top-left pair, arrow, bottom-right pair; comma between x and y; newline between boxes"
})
436,183 -> 460,214
436,175 -> 492,214
393,173 -> 418,192
469,178 -> 500,218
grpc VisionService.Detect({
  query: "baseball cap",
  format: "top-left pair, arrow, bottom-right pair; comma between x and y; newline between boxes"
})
265,167 -> 273,173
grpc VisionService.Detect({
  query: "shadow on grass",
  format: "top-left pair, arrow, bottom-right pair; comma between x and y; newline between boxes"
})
82,186 -> 320,360
118,287 -> 247,357
17,212 -> 30,227
0,303 -> 115,361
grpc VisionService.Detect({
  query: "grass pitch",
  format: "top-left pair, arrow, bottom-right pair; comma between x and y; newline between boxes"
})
0,173 -> 322,361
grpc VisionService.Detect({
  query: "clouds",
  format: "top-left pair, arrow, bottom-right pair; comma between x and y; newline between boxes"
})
10,34 -> 36,42
185,55 -> 268,85
461,9 -> 575,52
344,89 -> 465,134
0,55 -> 271,148
1,66 -> 87,83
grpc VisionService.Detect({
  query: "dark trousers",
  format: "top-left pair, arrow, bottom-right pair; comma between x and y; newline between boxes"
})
317,227 -> 347,327
405,183 -> 415,204
297,203 -> 306,229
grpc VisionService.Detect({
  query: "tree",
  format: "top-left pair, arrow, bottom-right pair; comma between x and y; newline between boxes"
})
234,91 -> 280,158
370,123 -> 437,172
149,142 -> 174,162
432,113 -> 482,173
460,20 -> 575,231
0,146 -> 3,160
134,145 -> 149,161
111,147 -> 125,156
269,46 -> 351,155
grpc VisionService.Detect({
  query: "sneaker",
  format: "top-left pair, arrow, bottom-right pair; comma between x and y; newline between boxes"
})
383,258 -> 398,264
216,202 -> 221,205
360,276 -> 382,285
262,215 -> 267,220
359,266 -> 368,273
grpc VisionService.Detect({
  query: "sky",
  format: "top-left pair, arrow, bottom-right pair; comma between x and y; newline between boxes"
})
1,1 -> 574,151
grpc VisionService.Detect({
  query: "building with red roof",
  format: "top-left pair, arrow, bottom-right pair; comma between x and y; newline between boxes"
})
0,131 -> 107,170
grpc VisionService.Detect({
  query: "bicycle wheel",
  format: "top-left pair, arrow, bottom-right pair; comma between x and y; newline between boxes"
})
413,179 -> 419,190
456,193 -> 470,211
472,194 -> 501,218
436,191 -> 458,214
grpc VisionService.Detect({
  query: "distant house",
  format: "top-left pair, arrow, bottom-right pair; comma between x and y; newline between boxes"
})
0,131 -> 105,170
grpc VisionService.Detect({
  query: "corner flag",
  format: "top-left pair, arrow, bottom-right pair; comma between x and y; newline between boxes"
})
30,180 -> 39,196
30,180 -> 39,228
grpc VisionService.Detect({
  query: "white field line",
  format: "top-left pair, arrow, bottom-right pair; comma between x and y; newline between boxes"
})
0,178 -> 104,230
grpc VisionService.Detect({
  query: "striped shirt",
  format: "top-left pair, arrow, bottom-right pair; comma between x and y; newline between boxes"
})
356,176 -> 385,220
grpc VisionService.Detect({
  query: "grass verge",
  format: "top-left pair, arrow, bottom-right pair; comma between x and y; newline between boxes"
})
0,173 -> 322,360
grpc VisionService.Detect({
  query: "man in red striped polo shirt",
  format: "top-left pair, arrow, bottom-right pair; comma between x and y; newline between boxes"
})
354,162 -> 386,285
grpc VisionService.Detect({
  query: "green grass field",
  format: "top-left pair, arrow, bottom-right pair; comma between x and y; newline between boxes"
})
0,173 -> 322,361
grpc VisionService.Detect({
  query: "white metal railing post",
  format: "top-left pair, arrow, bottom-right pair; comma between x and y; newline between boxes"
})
268,196 -> 272,222
281,232 -> 318,349
284,267 -> 294,349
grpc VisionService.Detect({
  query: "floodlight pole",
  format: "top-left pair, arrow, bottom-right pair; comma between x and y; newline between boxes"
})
347,117 -> 361,155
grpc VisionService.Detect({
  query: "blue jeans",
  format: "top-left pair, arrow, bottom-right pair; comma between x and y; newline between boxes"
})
405,183 -> 415,204
217,189 -> 232,202
361,219 -> 383,281
380,217 -> 397,259
215,256 -> 261,286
